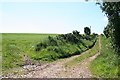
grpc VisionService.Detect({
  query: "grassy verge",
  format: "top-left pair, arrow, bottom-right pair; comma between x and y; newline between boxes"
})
90,36 -> 118,78
64,36 -> 99,67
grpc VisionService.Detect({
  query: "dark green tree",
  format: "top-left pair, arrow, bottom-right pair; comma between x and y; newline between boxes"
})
103,26 -> 109,38
48,36 -> 57,46
84,27 -> 91,35
72,30 -> 80,36
98,2 -> 120,53
72,30 -> 82,38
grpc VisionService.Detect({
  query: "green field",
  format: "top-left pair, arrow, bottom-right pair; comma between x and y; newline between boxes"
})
0,33 -> 2,77
2,33 -> 57,71
2,33 -> 97,75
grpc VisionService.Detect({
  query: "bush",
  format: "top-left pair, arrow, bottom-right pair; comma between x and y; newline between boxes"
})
35,42 -> 47,51
48,36 -> 57,46
34,30 -> 97,61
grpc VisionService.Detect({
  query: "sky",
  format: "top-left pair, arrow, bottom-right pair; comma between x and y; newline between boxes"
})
0,0 -> 108,34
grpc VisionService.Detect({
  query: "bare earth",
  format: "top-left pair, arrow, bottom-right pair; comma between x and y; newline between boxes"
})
5,36 -> 101,78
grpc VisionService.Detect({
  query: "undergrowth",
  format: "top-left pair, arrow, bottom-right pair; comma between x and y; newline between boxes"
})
64,36 -> 99,67
90,36 -> 118,78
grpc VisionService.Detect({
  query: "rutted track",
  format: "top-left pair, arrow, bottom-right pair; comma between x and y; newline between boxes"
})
4,36 -> 101,78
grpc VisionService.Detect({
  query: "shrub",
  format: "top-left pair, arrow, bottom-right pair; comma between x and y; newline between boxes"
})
48,36 -> 57,46
35,42 -> 47,51
84,27 -> 91,35
34,30 -> 97,61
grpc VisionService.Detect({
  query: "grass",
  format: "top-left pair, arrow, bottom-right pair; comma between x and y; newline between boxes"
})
90,36 -> 118,78
32,43 -> 87,62
2,33 -> 57,72
2,33 -> 97,75
31,34 -> 97,62
64,36 -> 99,67
0,33 -> 2,76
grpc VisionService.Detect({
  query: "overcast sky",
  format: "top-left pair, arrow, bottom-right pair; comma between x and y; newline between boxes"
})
0,0 -> 108,34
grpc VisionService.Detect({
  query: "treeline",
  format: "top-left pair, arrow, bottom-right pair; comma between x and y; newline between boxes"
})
98,2 -> 120,54
99,2 -> 120,76
33,30 -> 98,61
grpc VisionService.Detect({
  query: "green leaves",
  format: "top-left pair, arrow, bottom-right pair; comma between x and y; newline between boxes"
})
34,31 -> 97,61
99,2 -> 120,53
84,27 -> 91,35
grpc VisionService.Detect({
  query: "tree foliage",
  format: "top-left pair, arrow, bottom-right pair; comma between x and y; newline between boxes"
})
99,2 -> 120,53
72,30 -> 80,36
35,30 -> 97,52
103,22 -> 113,38
84,27 -> 91,35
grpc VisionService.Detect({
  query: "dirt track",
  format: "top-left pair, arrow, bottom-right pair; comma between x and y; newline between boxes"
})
4,36 -> 101,78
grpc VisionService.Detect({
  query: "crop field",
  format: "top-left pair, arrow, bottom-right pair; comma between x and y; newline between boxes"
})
0,33 -> 2,77
2,33 -> 57,72
2,33 -> 97,76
